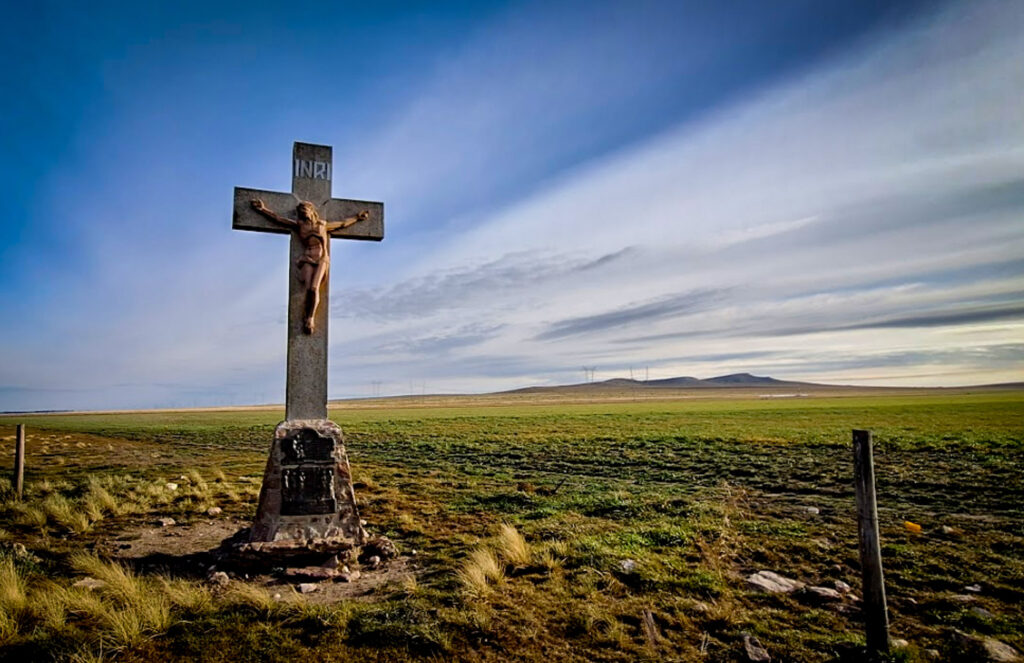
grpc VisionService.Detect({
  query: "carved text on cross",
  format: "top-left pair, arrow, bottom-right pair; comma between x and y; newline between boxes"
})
232,142 -> 384,421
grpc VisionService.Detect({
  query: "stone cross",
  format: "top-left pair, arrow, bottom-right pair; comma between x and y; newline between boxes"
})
232,142 -> 382,544
233,142 -> 383,420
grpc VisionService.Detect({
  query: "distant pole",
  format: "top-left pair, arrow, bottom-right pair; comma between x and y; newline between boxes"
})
853,429 -> 889,657
14,424 -> 25,500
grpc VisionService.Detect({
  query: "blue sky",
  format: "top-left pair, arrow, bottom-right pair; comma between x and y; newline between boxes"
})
2,0 -> 1022,410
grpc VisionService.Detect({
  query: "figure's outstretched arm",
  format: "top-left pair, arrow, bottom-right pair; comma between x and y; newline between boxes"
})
326,210 -> 369,232
250,199 -> 296,227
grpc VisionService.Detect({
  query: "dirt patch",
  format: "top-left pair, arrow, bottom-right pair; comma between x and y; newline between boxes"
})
97,518 -> 417,602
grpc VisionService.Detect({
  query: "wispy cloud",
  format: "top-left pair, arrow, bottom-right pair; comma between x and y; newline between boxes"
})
536,289 -> 727,341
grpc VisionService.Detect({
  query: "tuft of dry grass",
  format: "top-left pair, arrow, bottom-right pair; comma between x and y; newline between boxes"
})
69,553 -> 173,648
0,558 -> 27,615
42,494 -> 91,534
457,548 -> 504,594
84,476 -> 121,518
11,502 -> 47,528
495,523 -> 531,567
158,577 -> 213,613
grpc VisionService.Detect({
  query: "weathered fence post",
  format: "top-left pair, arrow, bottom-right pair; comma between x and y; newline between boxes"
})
14,424 -> 25,500
853,429 -> 889,657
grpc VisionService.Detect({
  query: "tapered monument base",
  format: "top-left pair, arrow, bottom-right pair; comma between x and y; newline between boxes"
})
249,419 -> 365,544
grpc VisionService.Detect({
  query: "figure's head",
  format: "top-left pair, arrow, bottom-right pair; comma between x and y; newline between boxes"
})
296,201 -> 319,222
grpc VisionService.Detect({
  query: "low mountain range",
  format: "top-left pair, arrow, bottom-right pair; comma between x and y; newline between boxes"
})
507,372 -> 818,394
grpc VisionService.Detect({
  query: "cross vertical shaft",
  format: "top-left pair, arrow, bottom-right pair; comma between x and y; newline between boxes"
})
287,143 -> 332,420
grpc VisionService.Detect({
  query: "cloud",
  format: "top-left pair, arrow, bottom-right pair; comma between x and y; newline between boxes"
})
370,323 -> 506,355
335,247 -> 635,321
536,288 -> 727,341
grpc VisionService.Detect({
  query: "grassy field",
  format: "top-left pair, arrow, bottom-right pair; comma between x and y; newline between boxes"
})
0,390 -> 1021,662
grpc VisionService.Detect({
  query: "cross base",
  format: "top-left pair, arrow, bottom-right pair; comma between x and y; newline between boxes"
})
250,419 -> 365,544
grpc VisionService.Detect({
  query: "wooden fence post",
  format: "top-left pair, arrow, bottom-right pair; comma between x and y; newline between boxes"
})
853,429 -> 889,657
14,424 -> 25,500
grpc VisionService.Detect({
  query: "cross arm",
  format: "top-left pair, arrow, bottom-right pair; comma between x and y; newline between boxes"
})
323,198 -> 384,241
233,187 -> 299,234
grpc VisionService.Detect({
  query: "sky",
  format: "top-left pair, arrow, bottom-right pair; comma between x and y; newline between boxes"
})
1,0 -> 1022,411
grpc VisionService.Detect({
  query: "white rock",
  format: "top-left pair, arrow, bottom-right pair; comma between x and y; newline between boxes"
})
206,507 -> 222,516
619,559 -> 637,574
805,507 -> 820,515
73,577 -> 107,591
367,555 -> 381,569
746,570 -> 804,594
207,571 -> 229,587
965,584 -> 982,593
942,525 -> 957,535
892,639 -> 909,648
155,517 -> 176,527
297,583 -> 319,594
165,482 -> 179,491
972,606 -> 995,620
834,580 -> 852,593
804,586 -> 843,602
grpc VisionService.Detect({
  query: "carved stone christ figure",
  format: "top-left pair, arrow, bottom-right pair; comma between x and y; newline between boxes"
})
250,199 -> 369,334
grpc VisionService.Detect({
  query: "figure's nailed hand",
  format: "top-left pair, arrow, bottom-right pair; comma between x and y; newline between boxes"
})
357,210 -> 370,221
251,199 -> 267,212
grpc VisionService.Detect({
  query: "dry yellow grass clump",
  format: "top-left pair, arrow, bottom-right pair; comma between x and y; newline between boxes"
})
458,548 -> 504,593
458,523 -> 542,593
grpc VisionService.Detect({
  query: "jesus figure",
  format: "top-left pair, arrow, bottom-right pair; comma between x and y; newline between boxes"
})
250,199 -> 369,334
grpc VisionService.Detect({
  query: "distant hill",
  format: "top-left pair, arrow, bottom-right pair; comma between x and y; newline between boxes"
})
506,373 -> 819,394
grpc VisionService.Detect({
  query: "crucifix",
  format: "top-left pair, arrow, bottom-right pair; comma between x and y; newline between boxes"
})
232,142 -> 383,544
233,142 -> 383,421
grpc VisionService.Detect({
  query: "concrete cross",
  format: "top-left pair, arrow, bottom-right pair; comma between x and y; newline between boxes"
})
233,142 -> 383,421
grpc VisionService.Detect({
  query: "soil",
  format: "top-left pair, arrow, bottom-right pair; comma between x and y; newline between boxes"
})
96,517 -> 417,603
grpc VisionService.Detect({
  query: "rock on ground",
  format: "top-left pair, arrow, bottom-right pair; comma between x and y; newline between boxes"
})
206,571 -> 230,587
803,586 -> 844,603
359,536 -> 398,563
742,632 -> 771,662
746,571 -> 804,594
955,630 -> 1021,662
73,577 -> 108,591
284,566 -> 339,581
297,583 -> 320,594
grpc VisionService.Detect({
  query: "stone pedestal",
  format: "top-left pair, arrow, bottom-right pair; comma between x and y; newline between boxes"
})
250,419 -> 365,544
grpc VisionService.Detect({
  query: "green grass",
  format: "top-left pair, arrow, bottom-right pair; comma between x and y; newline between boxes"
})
0,391 -> 1021,661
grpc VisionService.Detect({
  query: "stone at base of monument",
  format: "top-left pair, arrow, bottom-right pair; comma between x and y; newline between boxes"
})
250,419 -> 366,544
228,536 -> 357,572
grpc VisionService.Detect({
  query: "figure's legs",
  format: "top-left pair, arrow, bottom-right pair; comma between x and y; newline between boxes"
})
298,262 -> 316,334
304,260 -> 329,334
